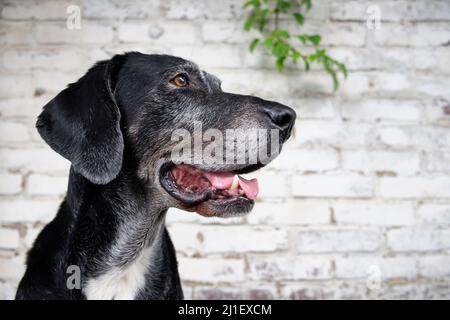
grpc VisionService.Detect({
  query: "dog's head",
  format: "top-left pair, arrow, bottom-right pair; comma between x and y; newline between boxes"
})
37,52 -> 296,217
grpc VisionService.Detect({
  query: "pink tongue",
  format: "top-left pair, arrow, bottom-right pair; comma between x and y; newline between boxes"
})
204,172 -> 259,200
204,172 -> 234,189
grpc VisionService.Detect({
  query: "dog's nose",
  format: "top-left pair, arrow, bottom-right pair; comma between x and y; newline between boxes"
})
263,103 -> 296,140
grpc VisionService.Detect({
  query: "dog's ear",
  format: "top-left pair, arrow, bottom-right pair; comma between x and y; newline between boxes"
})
36,55 -> 127,184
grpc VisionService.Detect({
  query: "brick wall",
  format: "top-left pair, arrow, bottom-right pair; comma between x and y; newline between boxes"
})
1,0 -> 450,300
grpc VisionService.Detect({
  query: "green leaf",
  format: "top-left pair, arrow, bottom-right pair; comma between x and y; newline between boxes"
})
292,49 -> 300,63
302,56 -> 310,71
337,62 -> 348,78
323,59 -> 339,91
264,36 -> 274,49
308,53 -> 318,62
256,8 -> 270,31
272,40 -> 290,58
244,15 -> 256,31
243,0 -> 260,9
308,34 -> 321,46
276,56 -> 286,71
249,38 -> 260,52
243,0 -> 348,92
297,34 -> 307,45
276,0 -> 291,12
301,0 -> 312,11
272,30 -> 290,39
293,12 -> 304,25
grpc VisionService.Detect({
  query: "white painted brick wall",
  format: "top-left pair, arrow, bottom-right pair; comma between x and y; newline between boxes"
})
0,0 -> 449,300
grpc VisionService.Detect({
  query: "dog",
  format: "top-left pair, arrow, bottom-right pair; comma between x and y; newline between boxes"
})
15,52 -> 296,300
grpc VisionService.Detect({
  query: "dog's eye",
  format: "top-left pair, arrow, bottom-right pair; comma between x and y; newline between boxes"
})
172,75 -> 189,87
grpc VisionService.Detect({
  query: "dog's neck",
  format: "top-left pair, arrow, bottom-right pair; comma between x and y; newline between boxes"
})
66,167 -> 169,299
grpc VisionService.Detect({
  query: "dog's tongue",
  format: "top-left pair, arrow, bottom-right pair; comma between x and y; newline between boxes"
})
204,172 -> 259,200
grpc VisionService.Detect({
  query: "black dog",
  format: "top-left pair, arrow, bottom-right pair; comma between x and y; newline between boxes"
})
15,52 -> 296,300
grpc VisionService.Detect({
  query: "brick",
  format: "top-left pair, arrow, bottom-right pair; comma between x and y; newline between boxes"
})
374,23 -> 450,47
0,281 -> 16,300
341,99 -> 422,122
426,151 -> 450,172
82,0 -> 165,19
193,285 -> 277,300
27,174 -> 68,196
296,120 -> 373,147
284,98 -> 337,119
168,225 -> 288,255
377,126 -> 450,149
118,22 -> 198,44
292,174 -> 373,198
363,48 -> 450,73
415,74 -> 450,99
381,280 -> 450,299
0,97 -> 50,118
1,0 -> 79,20
166,0 -> 243,19
338,73 -> 371,96
331,1 -> 450,22
0,173 -> 22,195
251,171 -> 288,198
0,228 -> 20,250
2,50 -> 86,71
281,281 -> 368,299
31,70 -> 81,96
298,22 -> 366,47
247,200 -> 330,225
379,176 -> 450,199
172,44 -> 242,69
417,203 -> 450,225
334,201 -> 415,226
0,148 -> 70,173
387,228 -> 450,252
370,72 -> 412,93
0,253 -> 25,280
425,98 -> 450,123
0,122 -> 29,143
25,226 -> 42,248
201,21 -> 252,44
248,255 -> 333,280
418,255 -> 450,278
0,74 -> 33,99
334,255 -> 418,280
178,257 -> 245,283
341,150 -> 420,175
296,227 -> 382,253
267,147 -> 339,172
201,225 -> 287,254
35,22 -> 114,44
0,199 -> 60,223
219,69 -> 290,97
0,21 -> 33,45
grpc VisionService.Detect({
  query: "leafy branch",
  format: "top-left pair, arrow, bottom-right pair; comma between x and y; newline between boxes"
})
243,0 -> 348,90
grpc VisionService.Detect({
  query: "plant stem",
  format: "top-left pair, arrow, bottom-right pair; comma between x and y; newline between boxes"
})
274,9 -> 279,29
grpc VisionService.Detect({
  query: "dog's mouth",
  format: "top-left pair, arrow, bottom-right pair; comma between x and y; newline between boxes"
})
159,162 -> 262,217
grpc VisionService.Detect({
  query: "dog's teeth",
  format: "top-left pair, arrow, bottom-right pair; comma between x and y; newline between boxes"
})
229,175 -> 239,191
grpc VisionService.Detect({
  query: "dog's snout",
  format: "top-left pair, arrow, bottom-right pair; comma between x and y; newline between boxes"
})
263,103 -> 296,140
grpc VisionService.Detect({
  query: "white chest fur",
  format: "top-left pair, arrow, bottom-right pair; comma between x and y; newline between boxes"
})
83,248 -> 152,300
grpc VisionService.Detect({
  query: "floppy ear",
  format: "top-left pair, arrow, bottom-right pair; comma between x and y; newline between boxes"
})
36,55 -> 126,184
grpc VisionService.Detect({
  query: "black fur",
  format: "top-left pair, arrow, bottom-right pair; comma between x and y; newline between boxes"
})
16,52 -> 295,300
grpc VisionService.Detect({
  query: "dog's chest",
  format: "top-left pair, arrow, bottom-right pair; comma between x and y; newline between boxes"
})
83,248 -> 152,300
